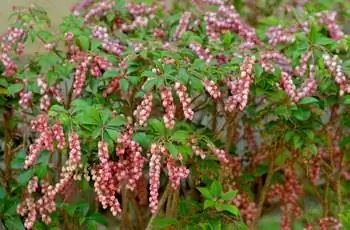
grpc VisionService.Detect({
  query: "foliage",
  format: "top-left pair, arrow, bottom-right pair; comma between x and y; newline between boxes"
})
0,0 -> 350,229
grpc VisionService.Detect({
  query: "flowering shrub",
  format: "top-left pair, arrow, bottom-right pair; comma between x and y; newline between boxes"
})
1,0 -> 350,229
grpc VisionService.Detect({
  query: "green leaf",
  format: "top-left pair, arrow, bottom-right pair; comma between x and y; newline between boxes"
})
344,95 -> 350,104
86,212 -> 108,226
315,36 -> 334,45
148,119 -> 165,135
292,134 -> 303,149
197,187 -> 212,199
303,130 -> 315,140
85,221 -> 97,230
77,35 -> 90,51
255,164 -> 268,176
190,77 -> 202,91
107,116 -> 126,127
18,169 -> 33,185
275,152 -> 288,166
210,181 -> 222,197
308,143 -> 318,155
4,217 -> 25,230
120,79 -> 129,92
153,217 -> 178,228
35,165 -> 48,179
166,143 -> 178,158
64,204 -> 78,217
106,128 -> 120,140
254,64 -> 263,78
102,70 -> 119,79
293,108 -> 311,121
298,97 -> 318,105
7,84 -> 23,95
221,190 -> 238,201
0,187 -> 5,199
37,150 -> 50,165
216,204 -> 240,216
204,200 -> 215,209
11,149 -> 25,169
178,68 -> 190,83
76,203 -> 89,216
308,22 -> 318,44
171,130 -> 188,143
142,78 -> 158,91
133,132 -> 152,148
37,30 -> 54,42
39,53 -> 60,69
50,105 -> 67,113
100,110 -> 112,125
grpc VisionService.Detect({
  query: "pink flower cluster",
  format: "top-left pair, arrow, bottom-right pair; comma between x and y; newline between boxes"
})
90,56 -> 112,77
19,90 -> 33,109
174,12 -> 192,40
103,76 -> 121,97
294,52 -> 311,77
231,193 -> 257,225
92,141 -> 122,215
202,0 -> 225,5
73,56 -> 91,97
267,165 -> 303,230
125,3 -> 156,17
189,137 -> 206,159
225,55 -> 256,112
293,72 -> 317,102
0,27 -> 25,76
316,11 -> 344,40
71,0 -> 94,16
114,128 -> 146,190
27,177 -> 38,194
323,54 -> 350,96
19,132 -> 81,228
119,3 -> 156,32
25,115 -> 66,168
260,51 -> 292,73
1,27 -> 25,52
0,53 -> 18,76
189,42 -> 213,63
49,84 -> 64,103
205,5 -> 260,44
92,26 -> 125,56
203,80 -> 222,99
153,28 -> 165,39
149,144 -> 162,213
25,115 -> 53,168
40,94 -> 51,112
192,145 -> 206,159
17,197 -> 36,229
37,77 -> 64,108
319,217 -> 342,230
134,92 -> 153,126
159,86 -> 176,129
84,0 -> 114,24
266,26 -> 297,46
280,71 -> 296,99
211,147 -> 229,164
52,121 -> 66,150
222,155 -> 242,178
307,156 -> 320,184
175,82 -> 194,120
280,69 -> 317,103
166,158 -> 190,189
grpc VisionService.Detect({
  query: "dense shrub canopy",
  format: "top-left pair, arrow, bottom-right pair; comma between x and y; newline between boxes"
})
1,0 -> 350,229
